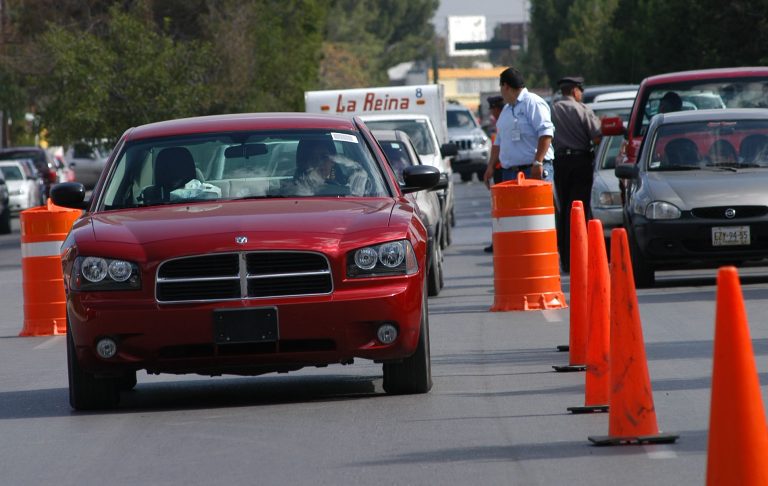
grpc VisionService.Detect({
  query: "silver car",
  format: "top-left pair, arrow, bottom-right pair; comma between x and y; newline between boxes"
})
65,142 -> 108,189
591,135 -> 624,240
616,108 -> 768,287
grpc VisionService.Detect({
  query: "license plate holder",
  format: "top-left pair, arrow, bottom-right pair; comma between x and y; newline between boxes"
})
711,225 -> 750,246
213,307 -> 278,344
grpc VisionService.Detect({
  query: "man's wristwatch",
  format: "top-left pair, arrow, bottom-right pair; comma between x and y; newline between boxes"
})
532,160 -> 543,166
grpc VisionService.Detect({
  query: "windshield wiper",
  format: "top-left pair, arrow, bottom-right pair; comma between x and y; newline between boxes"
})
656,166 -> 701,171
230,195 -> 286,200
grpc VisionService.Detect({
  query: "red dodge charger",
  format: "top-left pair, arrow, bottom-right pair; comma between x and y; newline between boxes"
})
52,113 -> 441,410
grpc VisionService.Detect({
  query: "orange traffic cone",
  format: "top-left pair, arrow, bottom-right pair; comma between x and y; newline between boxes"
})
706,266 -> 768,484
588,228 -> 678,445
568,219 -> 609,413
554,200 -> 587,372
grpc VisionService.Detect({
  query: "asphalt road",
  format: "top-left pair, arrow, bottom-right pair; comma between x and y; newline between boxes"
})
2,179 -> 768,485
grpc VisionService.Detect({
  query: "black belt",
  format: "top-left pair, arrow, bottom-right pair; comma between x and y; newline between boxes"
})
556,148 -> 592,157
506,160 -> 553,171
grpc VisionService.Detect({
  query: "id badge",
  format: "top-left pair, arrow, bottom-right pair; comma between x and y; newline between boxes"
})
510,128 -> 521,141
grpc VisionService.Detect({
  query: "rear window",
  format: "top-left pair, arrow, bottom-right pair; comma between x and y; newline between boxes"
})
634,77 -> 768,137
363,119 -> 435,156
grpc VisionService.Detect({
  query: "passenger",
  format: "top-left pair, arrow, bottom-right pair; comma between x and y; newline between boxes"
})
294,138 -> 368,196
658,92 -> 683,114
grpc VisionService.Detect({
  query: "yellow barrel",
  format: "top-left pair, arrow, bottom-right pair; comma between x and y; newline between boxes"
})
490,172 -> 566,311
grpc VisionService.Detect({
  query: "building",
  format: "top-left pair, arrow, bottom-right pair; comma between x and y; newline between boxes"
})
428,67 -> 501,112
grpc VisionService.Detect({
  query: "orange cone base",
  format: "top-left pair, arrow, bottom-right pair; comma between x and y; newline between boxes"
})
553,364 -> 586,372
556,344 -> 569,352
568,404 -> 609,414
491,291 -> 567,312
18,317 -> 66,337
588,432 -> 679,446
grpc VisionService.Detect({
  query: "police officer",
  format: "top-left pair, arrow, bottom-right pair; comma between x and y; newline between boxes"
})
551,76 -> 601,273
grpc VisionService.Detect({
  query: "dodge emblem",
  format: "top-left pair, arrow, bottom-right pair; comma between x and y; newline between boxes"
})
235,236 -> 248,244
724,208 -> 736,219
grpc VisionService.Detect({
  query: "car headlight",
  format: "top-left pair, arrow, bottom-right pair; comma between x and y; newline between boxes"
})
347,240 -> 418,278
597,191 -> 622,207
473,135 -> 489,148
71,256 -> 141,291
645,201 -> 681,220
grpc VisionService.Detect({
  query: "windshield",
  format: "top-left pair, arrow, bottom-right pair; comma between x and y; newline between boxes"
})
447,109 -> 478,129
362,119 -> 435,156
646,119 -> 768,171
636,77 -> 768,136
99,129 -> 390,210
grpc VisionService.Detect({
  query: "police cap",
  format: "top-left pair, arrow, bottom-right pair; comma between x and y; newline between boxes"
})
557,76 -> 584,88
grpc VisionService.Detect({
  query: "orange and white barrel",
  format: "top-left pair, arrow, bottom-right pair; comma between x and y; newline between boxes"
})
490,172 -> 566,311
18,200 -> 81,336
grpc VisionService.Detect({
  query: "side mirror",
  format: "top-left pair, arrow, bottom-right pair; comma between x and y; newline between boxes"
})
601,116 -> 625,136
440,142 -> 458,158
400,165 -> 440,194
50,182 -> 88,209
614,163 -> 639,179
430,173 -> 449,191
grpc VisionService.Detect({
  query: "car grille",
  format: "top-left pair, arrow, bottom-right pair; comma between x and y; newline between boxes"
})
691,206 -> 768,219
453,139 -> 472,150
156,252 -> 332,303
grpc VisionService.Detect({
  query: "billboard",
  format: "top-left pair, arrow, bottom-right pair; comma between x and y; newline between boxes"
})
447,16 -> 487,57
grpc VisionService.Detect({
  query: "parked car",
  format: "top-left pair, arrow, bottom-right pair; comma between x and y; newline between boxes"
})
65,141 -> 108,189
0,147 -> 62,201
0,160 -> 41,213
372,129 -> 447,297
446,101 -> 490,182
602,67 -> 768,166
590,135 -> 624,240
0,169 -> 9,233
51,112 -> 440,410
615,108 -> 768,288
587,98 -> 635,122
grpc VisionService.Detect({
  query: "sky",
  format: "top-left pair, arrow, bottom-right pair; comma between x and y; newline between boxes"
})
431,0 -> 529,39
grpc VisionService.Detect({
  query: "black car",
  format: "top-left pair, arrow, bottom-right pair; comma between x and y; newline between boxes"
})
0,147 -> 59,201
616,108 -> 768,287
0,169 -> 10,233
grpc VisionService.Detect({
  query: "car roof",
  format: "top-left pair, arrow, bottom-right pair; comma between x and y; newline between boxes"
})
652,108 -> 768,125
587,99 -> 635,110
126,113 -> 360,142
371,129 -> 409,142
359,114 -> 430,121
640,67 -> 768,87
446,103 -> 471,111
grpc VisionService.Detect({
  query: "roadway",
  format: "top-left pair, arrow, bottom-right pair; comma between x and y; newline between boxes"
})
2,178 -> 768,485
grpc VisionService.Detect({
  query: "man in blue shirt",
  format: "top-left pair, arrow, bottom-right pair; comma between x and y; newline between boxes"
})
483,67 -> 554,186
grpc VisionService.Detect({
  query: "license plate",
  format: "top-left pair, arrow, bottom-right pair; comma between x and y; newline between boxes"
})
213,308 -> 278,344
711,226 -> 750,246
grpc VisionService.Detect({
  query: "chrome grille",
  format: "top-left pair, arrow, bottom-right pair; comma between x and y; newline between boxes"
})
453,139 -> 472,150
691,206 -> 768,219
157,252 -> 332,303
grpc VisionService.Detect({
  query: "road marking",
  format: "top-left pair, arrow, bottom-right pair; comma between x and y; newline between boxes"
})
541,310 -> 563,322
644,447 -> 677,459
33,337 -> 62,349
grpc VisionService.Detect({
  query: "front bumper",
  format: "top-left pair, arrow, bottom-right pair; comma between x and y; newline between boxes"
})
631,215 -> 768,268
68,276 -> 424,377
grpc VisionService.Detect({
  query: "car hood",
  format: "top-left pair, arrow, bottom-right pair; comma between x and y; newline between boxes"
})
447,127 -> 485,139
75,199 -> 408,259
644,170 -> 768,209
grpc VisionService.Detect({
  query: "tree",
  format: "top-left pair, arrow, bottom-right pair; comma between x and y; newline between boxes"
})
554,0 -> 618,84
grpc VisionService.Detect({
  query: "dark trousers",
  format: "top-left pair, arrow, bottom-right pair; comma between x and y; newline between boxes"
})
554,153 -> 594,271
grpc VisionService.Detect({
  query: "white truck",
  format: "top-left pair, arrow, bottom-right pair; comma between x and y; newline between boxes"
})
305,85 -> 458,245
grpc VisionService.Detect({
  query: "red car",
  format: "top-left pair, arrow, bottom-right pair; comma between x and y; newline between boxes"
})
602,67 -> 768,166
51,113 -> 441,410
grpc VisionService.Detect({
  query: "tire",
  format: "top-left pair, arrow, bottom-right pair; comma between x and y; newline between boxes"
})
476,169 -> 485,182
427,239 -> 441,297
0,204 -> 10,235
382,286 -> 432,395
460,172 -> 472,182
119,371 -> 138,391
67,325 -> 120,410
629,232 -> 654,288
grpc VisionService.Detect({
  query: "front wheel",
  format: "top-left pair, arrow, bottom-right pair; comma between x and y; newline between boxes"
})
382,286 -> 432,395
427,239 -> 442,297
0,203 -> 10,234
629,232 -> 654,288
67,325 -> 120,410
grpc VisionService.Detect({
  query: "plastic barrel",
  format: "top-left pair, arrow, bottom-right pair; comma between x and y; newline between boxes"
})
19,200 -> 81,336
490,172 -> 566,311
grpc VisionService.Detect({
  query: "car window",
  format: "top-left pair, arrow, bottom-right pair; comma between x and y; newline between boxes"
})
0,164 -> 23,180
379,140 -> 415,183
447,109 -> 478,129
646,119 -> 768,171
636,78 -> 768,137
599,136 -> 624,170
100,129 -> 390,210
363,120 -> 435,156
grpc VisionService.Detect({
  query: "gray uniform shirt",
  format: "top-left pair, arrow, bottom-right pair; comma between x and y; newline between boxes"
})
551,96 -> 601,151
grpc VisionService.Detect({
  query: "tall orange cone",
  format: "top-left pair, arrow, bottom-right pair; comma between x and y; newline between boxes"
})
706,266 -> 768,484
568,219 -> 609,413
588,228 -> 678,445
554,200 -> 587,372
